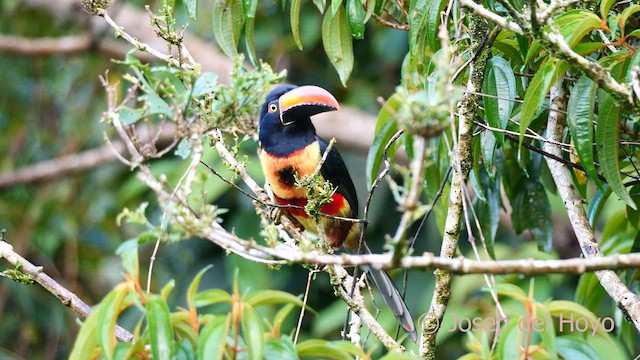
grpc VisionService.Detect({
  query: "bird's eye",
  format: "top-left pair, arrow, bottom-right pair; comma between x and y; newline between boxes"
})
268,103 -> 278,113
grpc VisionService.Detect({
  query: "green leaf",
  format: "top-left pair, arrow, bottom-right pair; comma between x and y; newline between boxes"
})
587,185 -> 611,227
497,319 -> 522,359
212,0 -> 245,58
246,290 -> 306,308
525,10 -> 602,64
69,307 -> 100,360
366,117 -> 398,187
175,138 -> 192,159
241,304 -> 264,360
139,93 -> 173,117
118,107 -> 146,125
146,295 -> 173,360
199,315 -> 231,360
329,0 -> 343,18
567,76 -> 599,185
600,0 -> 616,18
519,59 -> 567,143
272,303 -> 296,332
556,336 -> 601,360
193,72 -> 218,97
322,6 -> 354,87
264,336 -> 298,360
473,168 -> 500,258
184,0 -> 198,19
97,284 -> 131,360
290,0 -> 303,50
534,304 -> 558,360
192,288 -> 232,307
187,265 -> 213,311
366,93 -> 401,186
510,175 -> 552,252
115,238 -> 139,280
620,4 -> 640,26
346,0 -> 366,39
596,91 -> 636,209
548,300 -> 610,338
483,56 -> 516,144
487,283 -> 527,304
242,0 -> 259,65
575,273 -> 605,312
296,340 -> 365,359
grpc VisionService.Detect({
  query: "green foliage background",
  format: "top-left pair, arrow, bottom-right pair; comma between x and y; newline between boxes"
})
1,0 -> 640,358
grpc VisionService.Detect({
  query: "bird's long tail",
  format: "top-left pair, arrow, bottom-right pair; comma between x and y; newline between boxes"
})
347,242 -> 417,342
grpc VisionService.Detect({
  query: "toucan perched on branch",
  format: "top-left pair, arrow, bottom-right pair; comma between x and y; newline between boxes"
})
258,84 -> 417,342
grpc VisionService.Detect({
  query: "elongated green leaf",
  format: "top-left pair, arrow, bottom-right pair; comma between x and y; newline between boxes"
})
241,304 -> 264,360
264,336 -> 298,360
69,308 -> 100,360
487,283 -> 527,304
246,290 -> 305,308
483,56 -> 516,144
519,59 -> 566,143
497,319 -> 521,359
296,339 -> 365,359
366,94 -> 400,187
620,4 -> 640,26
212,0 -> 245,58
322,6 -> 354,87
330,0 -> 343,17
408,0 -> 427,61
548,300 -> 610,338
474,168 -> 500,258
525,10 -> 601,64
596,91 -> 636,209
556,337 -> 601,360
575,272 -> 605,312
199,315 -> 231,360
146,295 -> 173,360
346,0 -> 365,39
187,265 -> 213,311
290,0 -> 303,50
244,17 -> 258,66
567,76 -> 599,185
115,238 -> 139,279
587,185 -> 611,227
242,0 -> 258,66
600,0 -> 616,18
97,284 -> 131,360
535,303 -> 558,360
512,179 -> 553,252
192,288 -> 232,307
426,0 -> 447,51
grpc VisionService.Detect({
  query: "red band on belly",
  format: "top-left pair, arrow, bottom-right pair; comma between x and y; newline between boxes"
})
274,193 -> 347,218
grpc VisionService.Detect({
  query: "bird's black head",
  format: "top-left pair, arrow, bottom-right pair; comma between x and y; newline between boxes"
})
259,84 -> 340,157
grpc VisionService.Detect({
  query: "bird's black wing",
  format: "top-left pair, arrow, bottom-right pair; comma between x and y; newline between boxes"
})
317,136 -> 359,217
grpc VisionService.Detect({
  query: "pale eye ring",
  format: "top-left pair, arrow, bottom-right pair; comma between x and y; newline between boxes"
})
269,103 -> 278,113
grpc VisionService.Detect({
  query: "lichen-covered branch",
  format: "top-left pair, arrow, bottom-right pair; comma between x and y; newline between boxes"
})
543,83 -> 640,332
419,10 -> 495,358
0,235 -> 134,342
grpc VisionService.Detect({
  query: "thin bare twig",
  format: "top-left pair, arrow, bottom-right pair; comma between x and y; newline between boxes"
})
0,235 -> 134,342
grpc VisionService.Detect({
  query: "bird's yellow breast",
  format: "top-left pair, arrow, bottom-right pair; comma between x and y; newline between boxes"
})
259,142 -> 321,199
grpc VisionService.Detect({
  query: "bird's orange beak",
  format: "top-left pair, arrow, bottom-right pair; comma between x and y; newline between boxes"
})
279,85 -> 340,126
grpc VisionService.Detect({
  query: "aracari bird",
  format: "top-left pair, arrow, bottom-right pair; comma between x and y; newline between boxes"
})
258,84 -> 417,341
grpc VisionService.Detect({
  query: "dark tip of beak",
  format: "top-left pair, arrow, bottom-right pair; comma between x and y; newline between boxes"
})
279,86 -> 340,124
